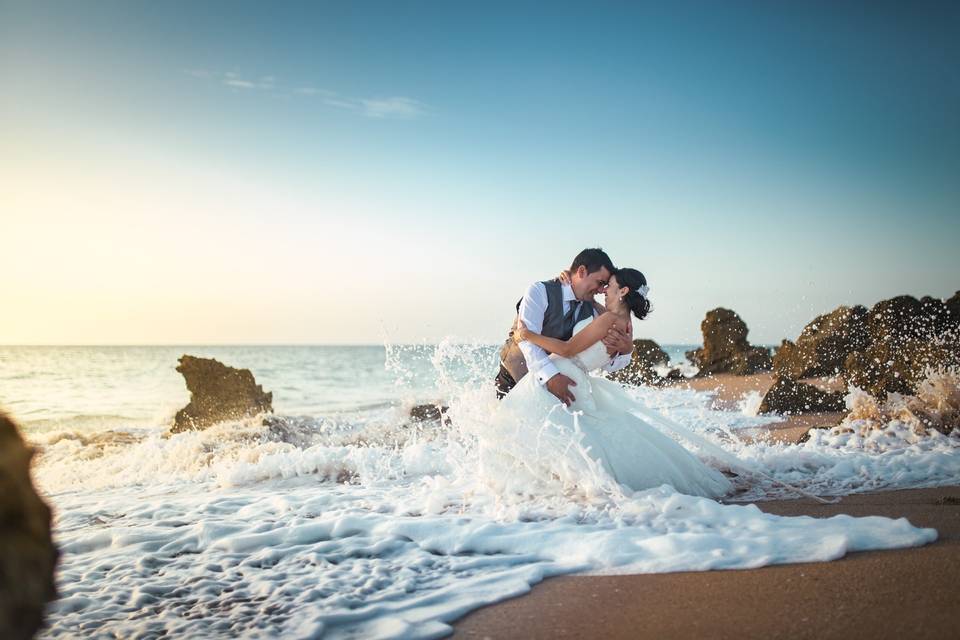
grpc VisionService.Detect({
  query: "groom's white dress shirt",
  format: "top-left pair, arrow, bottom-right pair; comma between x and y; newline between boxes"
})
517,281 -> 632,386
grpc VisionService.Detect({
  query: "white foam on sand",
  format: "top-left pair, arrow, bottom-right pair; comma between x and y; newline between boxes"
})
33,367 -> 959,639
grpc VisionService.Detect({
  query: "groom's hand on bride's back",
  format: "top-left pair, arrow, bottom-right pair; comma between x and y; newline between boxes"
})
546,374 -> 577,406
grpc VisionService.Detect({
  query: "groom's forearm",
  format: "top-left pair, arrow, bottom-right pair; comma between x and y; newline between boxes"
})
518,340 -> 560,385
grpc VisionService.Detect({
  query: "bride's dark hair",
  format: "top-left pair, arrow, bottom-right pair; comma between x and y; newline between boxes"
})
613,268 -> 651,320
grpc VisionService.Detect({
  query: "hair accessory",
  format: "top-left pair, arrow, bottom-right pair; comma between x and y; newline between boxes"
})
637,285 -> 650,297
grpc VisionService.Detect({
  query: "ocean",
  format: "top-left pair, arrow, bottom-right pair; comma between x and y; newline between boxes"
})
1,345 -> 956,638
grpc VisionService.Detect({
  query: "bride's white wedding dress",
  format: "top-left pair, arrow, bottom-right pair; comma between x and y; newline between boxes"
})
492,318 -> 732,498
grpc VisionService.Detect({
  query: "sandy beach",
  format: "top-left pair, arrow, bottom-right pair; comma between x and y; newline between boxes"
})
455,485 -> 960,639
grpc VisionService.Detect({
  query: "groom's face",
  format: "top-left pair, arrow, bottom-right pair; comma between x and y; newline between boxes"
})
574,266 -> 611,300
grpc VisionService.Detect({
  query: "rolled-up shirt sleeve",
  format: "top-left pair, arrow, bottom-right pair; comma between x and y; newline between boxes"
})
516,282 -> 560,386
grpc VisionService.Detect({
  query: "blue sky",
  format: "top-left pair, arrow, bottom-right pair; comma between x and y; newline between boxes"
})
1,1 -> 958,344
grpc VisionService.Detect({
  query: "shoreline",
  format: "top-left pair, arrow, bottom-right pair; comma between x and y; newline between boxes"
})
454,485 -> 960,639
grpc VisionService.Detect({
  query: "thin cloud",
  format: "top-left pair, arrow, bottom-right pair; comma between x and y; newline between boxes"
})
224,79 -> 258,89
360,96 -> 426,119
185,71 -> 428,118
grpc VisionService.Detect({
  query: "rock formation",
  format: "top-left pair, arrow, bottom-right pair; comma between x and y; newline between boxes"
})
171,356 -> 273,432
686,308 -> 772,375
759,377 -> 846,415
609,339 -> 670,386
843,294 -> 960,398
772,305 -> 870,379
774,292 -> 960,400
0,413 -> 58,640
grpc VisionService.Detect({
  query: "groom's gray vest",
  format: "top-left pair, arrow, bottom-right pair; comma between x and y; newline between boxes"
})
499,279 -> 594,382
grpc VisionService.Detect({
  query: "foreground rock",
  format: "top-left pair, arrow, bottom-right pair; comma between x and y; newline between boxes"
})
609,339 -> 671,385
759,377 -> 846,415
171,356 -> 273,433
0,413 -> 58,640
686,308 -> 771,376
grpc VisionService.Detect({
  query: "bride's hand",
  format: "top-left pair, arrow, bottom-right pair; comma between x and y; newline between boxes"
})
557,269 -> 572,285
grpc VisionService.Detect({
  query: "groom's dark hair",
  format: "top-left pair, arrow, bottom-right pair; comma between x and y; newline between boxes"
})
570,248 -> 615,274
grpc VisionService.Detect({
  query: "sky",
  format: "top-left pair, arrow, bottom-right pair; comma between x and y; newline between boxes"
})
1,0 -> 958,345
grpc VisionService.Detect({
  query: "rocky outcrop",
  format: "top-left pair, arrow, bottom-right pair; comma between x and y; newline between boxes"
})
609,339 -> 670,386
772,305 -> 870,379
773,292 -> 960,401
686,308 -> 771,376
843,294 -> 959,399
759,377 -> 846,415
0,413 -> 58,640
171,356 -> 273,432
946,291 -> 960,321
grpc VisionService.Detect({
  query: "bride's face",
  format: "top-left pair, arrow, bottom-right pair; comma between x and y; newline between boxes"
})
604,275 -> 629,310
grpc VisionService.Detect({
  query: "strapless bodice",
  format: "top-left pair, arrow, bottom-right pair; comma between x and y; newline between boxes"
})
567,318 -> 611,372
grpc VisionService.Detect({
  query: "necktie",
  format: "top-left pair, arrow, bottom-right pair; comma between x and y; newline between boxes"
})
562,300 -> 581,336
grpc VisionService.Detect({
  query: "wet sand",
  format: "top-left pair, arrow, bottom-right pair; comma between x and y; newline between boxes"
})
455,486 -> 960,639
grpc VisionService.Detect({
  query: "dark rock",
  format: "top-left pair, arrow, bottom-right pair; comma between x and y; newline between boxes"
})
686,308 -> 772,375
841,294 -> 960,399
844,336 -> 960,399
171,356 -> 273,432
759,377 -> 846,415
662,367 -> 686,381
409,404 -> 450,425
772,305 -> 869,379
609,339 -> 670,386
946,291 -> 960,322
0,413 -> 58,640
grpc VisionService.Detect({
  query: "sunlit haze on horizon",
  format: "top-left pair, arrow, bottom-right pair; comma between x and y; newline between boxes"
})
2,0 -> 958,345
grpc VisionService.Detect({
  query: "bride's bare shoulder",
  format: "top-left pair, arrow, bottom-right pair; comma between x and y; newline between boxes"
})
595,311 -> 618,327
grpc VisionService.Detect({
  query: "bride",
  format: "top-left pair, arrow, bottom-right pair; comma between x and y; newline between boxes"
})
493,268 -> 732,499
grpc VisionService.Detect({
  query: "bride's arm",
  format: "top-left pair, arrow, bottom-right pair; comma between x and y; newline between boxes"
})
516,313 -> 617,357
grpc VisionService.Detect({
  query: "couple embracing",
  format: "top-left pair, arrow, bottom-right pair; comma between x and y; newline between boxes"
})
490,248 -> 731,498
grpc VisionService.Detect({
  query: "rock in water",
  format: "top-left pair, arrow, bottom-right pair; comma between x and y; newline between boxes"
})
772,305 -> 870,379
0,413 -> 58,639
609,339 -> 670,385
686,308 -> 772,375
409,403 -> 450,425
759,377 -> 846,415
171,356 -> 273,432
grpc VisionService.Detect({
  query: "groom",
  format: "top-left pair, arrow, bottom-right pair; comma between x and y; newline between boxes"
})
495,248 -> 635,405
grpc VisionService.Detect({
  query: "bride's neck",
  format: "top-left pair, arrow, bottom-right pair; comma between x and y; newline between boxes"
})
611,306 -> 631,324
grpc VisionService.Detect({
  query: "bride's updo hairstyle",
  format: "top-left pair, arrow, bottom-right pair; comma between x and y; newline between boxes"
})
614,268 -> 651,320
